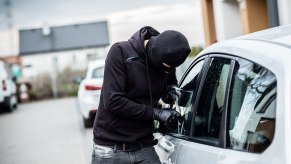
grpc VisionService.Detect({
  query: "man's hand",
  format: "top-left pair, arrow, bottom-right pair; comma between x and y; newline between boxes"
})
165,85 -> 182,104
153,108 -> 181,128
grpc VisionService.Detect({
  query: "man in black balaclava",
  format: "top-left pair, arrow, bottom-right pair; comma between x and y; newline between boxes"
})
146,30 -> 190,73
92,26 -> 190,164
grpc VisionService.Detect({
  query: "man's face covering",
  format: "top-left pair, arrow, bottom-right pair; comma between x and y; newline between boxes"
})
146,30 -> 191,73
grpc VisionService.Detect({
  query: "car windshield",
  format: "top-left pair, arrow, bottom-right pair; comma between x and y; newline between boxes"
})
0,63 -> 8,79
91,67 -> 104,79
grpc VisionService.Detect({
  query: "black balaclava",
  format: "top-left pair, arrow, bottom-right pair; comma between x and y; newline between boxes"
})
146,30 -> 191,73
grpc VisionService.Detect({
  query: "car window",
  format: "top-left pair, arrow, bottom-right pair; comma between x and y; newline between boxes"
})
167,59 -> 205,136
0,62 -> 8,79
92,66 -> 104,79
5,64 -> 12,79
228,58 -> 276,153
192,58 -> 231,142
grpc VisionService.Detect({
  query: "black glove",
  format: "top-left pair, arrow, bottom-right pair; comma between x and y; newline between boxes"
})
164,85 -> 182,104
165,85 -> 193,107
153,108 -> 181,127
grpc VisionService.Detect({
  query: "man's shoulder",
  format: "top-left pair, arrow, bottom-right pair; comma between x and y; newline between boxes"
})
108,41 -> 131,53
107,41 -> 134,60
115,41 -> 132,48
114,41 -> 136,55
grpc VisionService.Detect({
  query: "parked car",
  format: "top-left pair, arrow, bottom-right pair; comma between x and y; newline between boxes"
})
157,25 -> 291,164
77,59 -> 105,128
0,60 -> 18,112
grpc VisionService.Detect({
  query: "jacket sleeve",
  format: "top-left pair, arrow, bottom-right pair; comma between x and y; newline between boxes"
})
161,69 -> 178,104
102,43 -> 153,121
167,69 -> 178,87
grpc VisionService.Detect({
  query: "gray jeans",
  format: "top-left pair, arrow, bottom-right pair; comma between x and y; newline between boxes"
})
91,143 -> 161,164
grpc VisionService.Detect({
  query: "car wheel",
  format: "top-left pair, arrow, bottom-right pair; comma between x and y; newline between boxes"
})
5,96 -> 14,112
83,117 -> 93,128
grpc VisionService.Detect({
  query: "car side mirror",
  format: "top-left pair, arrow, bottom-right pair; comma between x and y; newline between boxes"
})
177,90 -> 193,107
12,76 -> 17,83
73,77 -> 82,85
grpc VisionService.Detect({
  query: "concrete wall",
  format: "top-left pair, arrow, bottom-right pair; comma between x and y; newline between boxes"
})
213,0 -> 243,41
277,0 -> 291,25
21,48 -> 106,78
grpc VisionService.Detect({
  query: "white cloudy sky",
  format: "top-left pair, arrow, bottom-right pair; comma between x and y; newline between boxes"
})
0,0 -> 205,56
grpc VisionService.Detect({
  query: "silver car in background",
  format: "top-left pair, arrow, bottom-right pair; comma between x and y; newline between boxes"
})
158,25 -> 291,164
77,59 -> 105,128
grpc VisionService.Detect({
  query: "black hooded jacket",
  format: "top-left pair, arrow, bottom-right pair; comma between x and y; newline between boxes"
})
93,26 -> 186,145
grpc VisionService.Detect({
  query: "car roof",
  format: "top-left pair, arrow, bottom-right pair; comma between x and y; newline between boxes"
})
200,24 -> 291,72
85,59 -> 105,79
88,58 -> 105,69
236,24 -> 291,48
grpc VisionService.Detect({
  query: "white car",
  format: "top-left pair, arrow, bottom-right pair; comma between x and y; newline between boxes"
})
157,24 -> 291,164
0,60 -> 18,112
77,59 -> 105,128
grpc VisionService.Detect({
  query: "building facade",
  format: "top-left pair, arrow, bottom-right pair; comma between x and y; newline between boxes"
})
201,0 -> 291,46
19,21 -> 109,78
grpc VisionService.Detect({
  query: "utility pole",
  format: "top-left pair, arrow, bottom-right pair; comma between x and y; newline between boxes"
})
51,56 -> 58,99
4,0 -> 14,54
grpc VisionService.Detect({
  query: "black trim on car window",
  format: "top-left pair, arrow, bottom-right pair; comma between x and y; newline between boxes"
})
178,55 -> 208,87
189,58 -> 213,136
189,136 -> 220,147
208,53 -> 237,60
219,59 -> 236,148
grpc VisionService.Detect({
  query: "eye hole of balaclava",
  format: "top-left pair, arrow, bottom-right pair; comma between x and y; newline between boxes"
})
162,63 -> 173,73
146,30 -> 191,73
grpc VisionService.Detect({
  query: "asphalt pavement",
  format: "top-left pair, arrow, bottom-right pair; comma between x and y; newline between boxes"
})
0,97 -> 93,164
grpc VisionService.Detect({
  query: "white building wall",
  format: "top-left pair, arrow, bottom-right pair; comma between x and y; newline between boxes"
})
278,0 -> 291,25
0,29 -> 18,57
213,0 -> 243,41
21,48 -> 106,78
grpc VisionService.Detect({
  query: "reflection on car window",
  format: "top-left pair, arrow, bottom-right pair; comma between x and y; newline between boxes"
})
92,67 -> 105,79
228,58 -> 276,153
193,58 -> 231,142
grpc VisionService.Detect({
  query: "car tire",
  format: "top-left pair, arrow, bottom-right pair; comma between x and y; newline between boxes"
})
5,96 -> 14,112
83,117 -> 93,128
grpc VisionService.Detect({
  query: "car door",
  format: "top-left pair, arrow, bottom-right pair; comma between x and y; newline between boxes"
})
164,56 -> 235,164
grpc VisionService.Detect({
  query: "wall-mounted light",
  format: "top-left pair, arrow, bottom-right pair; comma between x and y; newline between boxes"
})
42,22 -> 51,36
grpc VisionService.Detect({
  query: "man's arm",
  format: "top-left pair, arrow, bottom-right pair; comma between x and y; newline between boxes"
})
102,43 -> 153,121
161,70 -> 178,104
